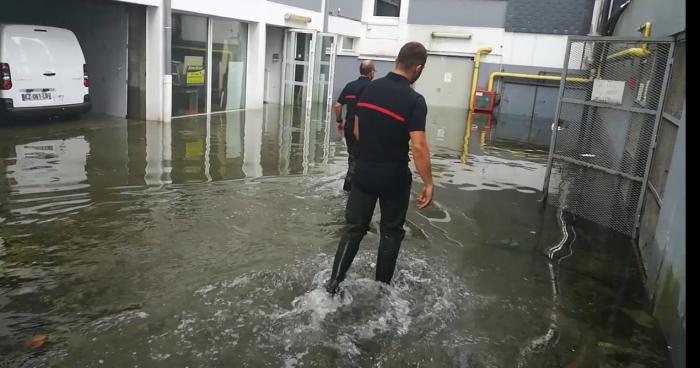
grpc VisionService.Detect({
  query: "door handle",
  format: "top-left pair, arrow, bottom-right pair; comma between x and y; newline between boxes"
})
43,72 -> 56,76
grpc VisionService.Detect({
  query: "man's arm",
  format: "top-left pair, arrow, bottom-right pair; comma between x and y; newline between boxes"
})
335,86 -> 348,130
406,95 -> 432,209
353,115 -> 360,141
334,102 -> 344,130
409,131 -> 434,209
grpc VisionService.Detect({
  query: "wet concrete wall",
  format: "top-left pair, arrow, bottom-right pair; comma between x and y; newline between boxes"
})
613,0 -> 685,365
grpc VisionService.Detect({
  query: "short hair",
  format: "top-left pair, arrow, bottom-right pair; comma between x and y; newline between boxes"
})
360,60 -> 375,76
396,42 -> 427,69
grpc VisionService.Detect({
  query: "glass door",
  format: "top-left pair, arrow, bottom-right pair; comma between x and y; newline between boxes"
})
311,34 -> 337,108
282,30 -> 315,109
310,34 -> 336,167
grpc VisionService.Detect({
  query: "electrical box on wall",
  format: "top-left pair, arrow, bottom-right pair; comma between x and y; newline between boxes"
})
471,111 -> 493,129
473,90 -> 496,112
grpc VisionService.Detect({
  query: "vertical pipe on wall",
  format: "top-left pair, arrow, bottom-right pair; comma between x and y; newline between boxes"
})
162,0 -> 172,122
589,0 -> 604,35
468,47 -> 493,111
206,17 -> 213,114
322,0 -> 329,33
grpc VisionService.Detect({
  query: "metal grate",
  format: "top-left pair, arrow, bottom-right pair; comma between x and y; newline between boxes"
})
544,37 -> 674,237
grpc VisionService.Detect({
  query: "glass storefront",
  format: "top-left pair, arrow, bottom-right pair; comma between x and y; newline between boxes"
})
211,19 -> 247,112
172,14 -> 248,117
172,14 -> 209,116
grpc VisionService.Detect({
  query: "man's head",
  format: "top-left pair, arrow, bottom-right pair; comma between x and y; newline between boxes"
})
395,42 -> 427,84
360,60 -> 376,80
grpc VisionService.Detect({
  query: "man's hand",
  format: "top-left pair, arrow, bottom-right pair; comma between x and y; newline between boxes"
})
336,121 -> 344,134
417,184 -> 434,209
409,131 -> 434,210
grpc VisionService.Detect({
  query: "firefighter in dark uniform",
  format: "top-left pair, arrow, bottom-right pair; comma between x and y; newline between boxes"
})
335,60 -> 376,191
327,42 -> 434,294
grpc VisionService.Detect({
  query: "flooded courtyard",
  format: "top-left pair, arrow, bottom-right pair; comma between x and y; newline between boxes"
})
0,106 -> 672,367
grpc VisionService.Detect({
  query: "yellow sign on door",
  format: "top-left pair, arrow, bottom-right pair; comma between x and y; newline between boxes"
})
186,66 -> 205,85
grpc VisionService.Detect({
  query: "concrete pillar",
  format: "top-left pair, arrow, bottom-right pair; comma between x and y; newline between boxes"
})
245,22 -> 267,110
146,4 -> 165,121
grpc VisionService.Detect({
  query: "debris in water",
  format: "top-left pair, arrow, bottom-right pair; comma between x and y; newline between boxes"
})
27,335 -> 48,349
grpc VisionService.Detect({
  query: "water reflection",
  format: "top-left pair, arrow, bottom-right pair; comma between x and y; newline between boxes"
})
0,106 -> 673,367
0,105 -> 337,226
5,137 -> 90,194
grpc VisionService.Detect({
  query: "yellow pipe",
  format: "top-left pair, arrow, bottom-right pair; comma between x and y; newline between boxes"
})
487,72 -> 592,92
469,47 -> 493,110
461,110 -> 474,164
606,22 -> 652,61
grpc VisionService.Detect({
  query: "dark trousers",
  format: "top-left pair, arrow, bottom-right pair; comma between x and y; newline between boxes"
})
330,161 -> 412,285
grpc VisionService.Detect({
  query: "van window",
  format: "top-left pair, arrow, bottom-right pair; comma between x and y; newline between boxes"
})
11,37 -> 55,64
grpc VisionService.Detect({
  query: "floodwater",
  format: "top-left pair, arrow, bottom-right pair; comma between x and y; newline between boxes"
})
0,105 -> 672,367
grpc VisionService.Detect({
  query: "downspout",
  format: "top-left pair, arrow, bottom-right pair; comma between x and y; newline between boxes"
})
322,0 -> 328,33
469,47 -> 493,110
589,0 -> 604,36
604,0 -> 632,36
163,0 -> 172,122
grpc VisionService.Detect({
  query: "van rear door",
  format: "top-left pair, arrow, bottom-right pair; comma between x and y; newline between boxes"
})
2,25 -> 86,108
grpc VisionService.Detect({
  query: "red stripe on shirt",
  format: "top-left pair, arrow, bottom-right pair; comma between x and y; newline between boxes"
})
357,102 -> 406,123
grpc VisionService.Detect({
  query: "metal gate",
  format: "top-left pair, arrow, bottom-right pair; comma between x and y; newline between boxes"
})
543,36 -> 674,237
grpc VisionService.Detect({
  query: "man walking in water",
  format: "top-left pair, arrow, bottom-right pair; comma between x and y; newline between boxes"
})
326,42 -> 434,294
335,60 -> 376,191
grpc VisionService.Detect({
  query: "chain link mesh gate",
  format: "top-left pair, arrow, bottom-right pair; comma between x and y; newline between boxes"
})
543,36 -> 674,237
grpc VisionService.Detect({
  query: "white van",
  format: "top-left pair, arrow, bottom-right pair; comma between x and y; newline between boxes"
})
0,24 -> 91,120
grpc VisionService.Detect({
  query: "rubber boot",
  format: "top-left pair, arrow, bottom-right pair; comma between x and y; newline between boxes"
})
375,233 -> 403,284
326,236 -> 362,294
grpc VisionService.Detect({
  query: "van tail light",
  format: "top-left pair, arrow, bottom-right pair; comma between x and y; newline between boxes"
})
83,64 -> 89,88
1,63 -> 12,90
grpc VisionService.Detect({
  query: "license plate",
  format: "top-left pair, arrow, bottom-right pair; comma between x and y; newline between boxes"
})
21,92 -> 52,101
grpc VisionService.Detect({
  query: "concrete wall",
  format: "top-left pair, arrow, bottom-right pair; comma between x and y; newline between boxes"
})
414,55 -> 474,108
613,0 -> 685,38
611,0 -> 685,365
268,0 -> 322,12
327,0 -> 363,21
408,0 -> 507,28
650,102 -> 685,368
80,6 -> 129,118
359,23 -> 569,70
264,26 -> 285,104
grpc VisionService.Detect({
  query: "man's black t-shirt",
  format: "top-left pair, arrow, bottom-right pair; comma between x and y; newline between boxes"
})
354,72 -> 427,163
337,76 -> 372,138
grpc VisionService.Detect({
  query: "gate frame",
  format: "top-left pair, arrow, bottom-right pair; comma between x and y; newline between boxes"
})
542,35 -> 675,237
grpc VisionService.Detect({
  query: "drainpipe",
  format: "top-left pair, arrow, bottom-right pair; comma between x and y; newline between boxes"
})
589,0 -> 604,36
322,0 -> 328,33
163,0 -> 172,122
468,47 -> 492,110
606,22 -> 652,60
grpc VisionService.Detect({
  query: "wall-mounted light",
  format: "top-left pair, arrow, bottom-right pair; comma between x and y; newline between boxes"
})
431,32 -> 472,39
285,13 -> 312,23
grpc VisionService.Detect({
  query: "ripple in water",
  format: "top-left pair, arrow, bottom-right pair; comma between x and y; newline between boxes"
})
59,250 -> 486,367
